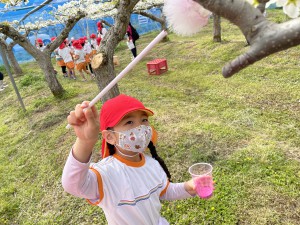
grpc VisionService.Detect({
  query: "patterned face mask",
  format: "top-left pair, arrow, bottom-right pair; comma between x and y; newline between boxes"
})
114,125 -> 152,153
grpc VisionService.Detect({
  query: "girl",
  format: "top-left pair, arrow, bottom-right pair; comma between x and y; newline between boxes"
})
96,37 -> 102,51
58,42 -> 76,79
83,38 -> 95,77
90,33 -> 97,49
36,38 -> 45,51
51,37 -> 67,78
63,94 -> 197,225
72,40 -> 92,81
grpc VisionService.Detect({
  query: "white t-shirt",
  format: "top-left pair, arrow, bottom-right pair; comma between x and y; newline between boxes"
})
90,154 -> 169,225
58,47 -> 73,63
101,27 -> 107,39
38,45 -> 46,51
84,42 -> 92,54
91,39 -> 97,49
74,49 -> 86,64
62,150 -> 193,225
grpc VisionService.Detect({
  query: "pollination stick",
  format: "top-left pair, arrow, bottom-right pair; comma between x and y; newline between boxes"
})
66,30 -> 168,129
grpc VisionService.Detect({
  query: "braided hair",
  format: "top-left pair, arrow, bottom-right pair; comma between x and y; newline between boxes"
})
148,141 -> 171,181
106,141 -> 171,181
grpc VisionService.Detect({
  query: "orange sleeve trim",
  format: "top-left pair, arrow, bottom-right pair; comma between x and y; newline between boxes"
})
160,180 -> 170,197
86,168 -> 104,205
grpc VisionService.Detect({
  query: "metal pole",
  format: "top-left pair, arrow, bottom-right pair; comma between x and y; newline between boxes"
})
0,44 -> 26,111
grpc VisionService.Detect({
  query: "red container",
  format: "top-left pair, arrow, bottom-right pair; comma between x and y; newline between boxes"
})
146,58 -> 168,75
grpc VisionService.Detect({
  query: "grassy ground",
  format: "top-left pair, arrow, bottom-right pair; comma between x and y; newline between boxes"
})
0,9 -> 299,225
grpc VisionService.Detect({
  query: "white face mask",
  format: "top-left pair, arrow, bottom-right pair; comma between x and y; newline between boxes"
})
114,125 -> 152,153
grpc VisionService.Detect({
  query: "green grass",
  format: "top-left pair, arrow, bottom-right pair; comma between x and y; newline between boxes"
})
0,9 -> 299,224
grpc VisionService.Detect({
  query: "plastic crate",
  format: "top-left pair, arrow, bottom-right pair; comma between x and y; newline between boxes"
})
146,58 -> 168,75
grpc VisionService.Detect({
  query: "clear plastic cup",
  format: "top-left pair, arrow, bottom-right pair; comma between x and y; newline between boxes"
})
188,163 -> 214,199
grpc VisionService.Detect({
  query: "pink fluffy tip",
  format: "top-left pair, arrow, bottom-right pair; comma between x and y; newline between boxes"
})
163,0 -> 211,36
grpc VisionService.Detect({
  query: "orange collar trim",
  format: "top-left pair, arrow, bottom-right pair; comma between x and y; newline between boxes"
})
113,153 -> 145,167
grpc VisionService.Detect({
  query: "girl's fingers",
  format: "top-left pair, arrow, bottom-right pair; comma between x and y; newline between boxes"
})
81,101 -> 90,109
67,111 -> 83,125
81,101 -> 99,120
68,101 -> 98,126
90,105 -> 99,119
75,104 -> 85,122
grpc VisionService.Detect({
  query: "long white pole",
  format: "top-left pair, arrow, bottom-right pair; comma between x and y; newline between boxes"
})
66,30 -> 168,129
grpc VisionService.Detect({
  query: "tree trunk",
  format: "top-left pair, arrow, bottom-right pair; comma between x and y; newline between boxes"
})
36,53 -> 65,96
94,55 -> 120,103
213,13 -> 221,42
6,46 -> 23,76
93,0 -> 140,103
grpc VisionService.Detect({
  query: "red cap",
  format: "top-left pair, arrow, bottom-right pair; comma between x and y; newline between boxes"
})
50,37 -> 56,41
72,40 -> 82,50
90,33 -> 96,38
59,43 -> 65,49
96,37 -> 101,45
36,38 -> 43,43
100,94 -> 154,158
97,21 -> 102,31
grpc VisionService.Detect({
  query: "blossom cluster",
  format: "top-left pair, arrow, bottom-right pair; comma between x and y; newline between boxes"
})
247,0 -> 300,18
6,0 -> 161,33
3,0 -> 28,9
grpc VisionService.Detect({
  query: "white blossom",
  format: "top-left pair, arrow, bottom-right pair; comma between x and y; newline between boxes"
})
246,0 -> 300,18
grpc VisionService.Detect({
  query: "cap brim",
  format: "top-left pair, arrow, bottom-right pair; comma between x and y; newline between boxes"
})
116,108 -> 154,125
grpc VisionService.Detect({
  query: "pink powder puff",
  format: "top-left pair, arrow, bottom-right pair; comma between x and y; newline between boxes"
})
163,0 -> 211,36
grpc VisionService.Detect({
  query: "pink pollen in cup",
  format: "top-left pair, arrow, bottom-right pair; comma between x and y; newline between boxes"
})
193,176 -> 214,199
198,186 -> 213,198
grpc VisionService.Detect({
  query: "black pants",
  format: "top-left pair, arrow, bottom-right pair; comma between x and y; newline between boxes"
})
61,66 -> 67,74
131,40 -> 137,57
0,72 -> 3,80
89,63 -> 93,73
86,64 -> 93,73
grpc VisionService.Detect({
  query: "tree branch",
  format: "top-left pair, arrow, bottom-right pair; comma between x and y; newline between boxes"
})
193,0 -> 300,78
0,10 -> 86,56
19,0 -> 54,24
45,11 -> 86,53
134,10 -> 164,24
101,20 -> 113,28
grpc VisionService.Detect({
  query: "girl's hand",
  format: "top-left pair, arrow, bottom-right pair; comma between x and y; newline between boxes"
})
184,179 -> 197,196
67,101 -> 99,145
184,177 -> 215,197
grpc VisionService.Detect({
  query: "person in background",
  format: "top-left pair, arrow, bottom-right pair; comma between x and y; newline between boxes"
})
90,33 -> 97,49
83,37 -> 95,77
58,42 -> 76,80
127,22 -> 139,59
96,37 -> 102,52
51,37 -> 67,78
62,94 -> 198,225
101,26 -> 107,39
36,38 -> 45,51
0,71 -> 8,91
97,20 -> 107,39
73,40 -> 92,81
97,21 -> 103,38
